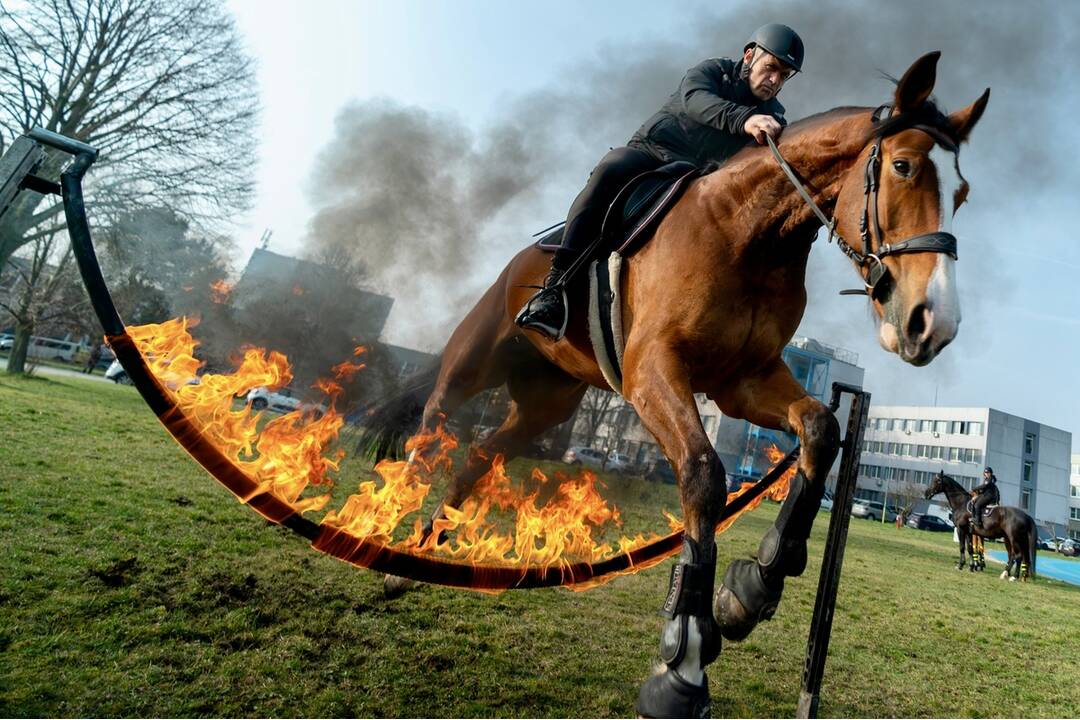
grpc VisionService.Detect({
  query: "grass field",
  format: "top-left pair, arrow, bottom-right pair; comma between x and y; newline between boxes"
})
2,373 -> 1079,718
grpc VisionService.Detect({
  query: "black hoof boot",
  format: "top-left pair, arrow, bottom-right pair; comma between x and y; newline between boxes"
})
637,668 -> 711,719
714,559 -> 782,641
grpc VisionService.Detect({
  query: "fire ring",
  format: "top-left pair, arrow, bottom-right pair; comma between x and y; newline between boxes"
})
45,128 -> 799,592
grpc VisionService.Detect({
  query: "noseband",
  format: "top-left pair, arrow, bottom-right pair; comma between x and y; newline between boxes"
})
767,104 -> 960,299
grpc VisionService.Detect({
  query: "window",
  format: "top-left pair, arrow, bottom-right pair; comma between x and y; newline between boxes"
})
890,419 -> 902,431
901,443 -> 913,456
1072,485 -> 1079,498
1021,490 -> 1030,510
876,418 -> 888,431
968,422 -> 983,436
973,450 -> 982,465
904,419 -> 916,433
917,444 -> 929,458
1024,433 -> 1035,454
920,420 -> 933,433
1023,461 -> 1033,484
1070,507 -> 1080,521
931,446 -> 944,460
934,420 -> 948,434
949,447 -> 960,462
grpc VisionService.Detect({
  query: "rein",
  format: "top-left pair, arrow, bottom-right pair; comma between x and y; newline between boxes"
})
766,105 -> 960,299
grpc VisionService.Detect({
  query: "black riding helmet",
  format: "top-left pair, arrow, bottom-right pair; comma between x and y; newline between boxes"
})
744,23 -> 805,74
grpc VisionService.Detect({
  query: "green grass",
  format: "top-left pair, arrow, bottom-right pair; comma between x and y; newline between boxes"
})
2,374 -> 1079,718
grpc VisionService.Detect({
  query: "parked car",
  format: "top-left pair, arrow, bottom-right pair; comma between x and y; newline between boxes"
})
905,512 -> 953,532
0,334 -> 13,351
1058,539 -> 1080,557
851,500 -> 898,522
819,490 -> 834,512
562,446 -> 605,470
245,387 -> 326,418
104,359 -> 133,385
605,452 -> 634,473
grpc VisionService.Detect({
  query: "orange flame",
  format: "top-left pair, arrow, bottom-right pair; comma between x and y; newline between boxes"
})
125,317 -> 797,587
209,279 -> 233,304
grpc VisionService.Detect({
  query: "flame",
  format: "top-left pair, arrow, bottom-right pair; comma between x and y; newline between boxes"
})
714,444 -> 796,535
124,317 -> 797,588
209,279 -> 233,304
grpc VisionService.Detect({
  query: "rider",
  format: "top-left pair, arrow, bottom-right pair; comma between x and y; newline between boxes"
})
970,466 -> 1000,530
515,23 -> 804,340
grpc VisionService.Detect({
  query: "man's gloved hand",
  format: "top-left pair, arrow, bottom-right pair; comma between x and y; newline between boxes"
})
744,114 -> 783,145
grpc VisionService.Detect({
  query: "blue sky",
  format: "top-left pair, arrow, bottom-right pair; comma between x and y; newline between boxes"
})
224,0 -> 1080,450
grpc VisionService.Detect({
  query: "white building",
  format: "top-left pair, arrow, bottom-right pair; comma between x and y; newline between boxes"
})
1069,454 -> 1080,541
858,406 -> 1071,527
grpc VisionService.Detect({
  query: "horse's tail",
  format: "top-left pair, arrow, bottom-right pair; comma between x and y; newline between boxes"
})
355,357 -> 441,461
1027,517 -> 1037,579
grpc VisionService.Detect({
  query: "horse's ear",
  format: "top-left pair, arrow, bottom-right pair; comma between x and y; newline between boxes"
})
894,51 -> 940,113
947,88 -> 990,143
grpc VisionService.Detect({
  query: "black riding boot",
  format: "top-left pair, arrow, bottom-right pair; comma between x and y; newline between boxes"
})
514,265 -> 569,340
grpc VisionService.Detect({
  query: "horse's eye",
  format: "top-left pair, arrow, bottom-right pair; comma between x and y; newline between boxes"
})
892,159 -> 912,176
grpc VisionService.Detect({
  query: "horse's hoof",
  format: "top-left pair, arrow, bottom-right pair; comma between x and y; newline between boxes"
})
713,560 -> 780,642
383,573 -> 419,599
1009,576 -> 1017,583
636,666 -> 711,719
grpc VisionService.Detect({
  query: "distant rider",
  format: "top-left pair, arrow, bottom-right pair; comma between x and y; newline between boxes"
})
514,23 -> 803,340
970,466 -> 999,530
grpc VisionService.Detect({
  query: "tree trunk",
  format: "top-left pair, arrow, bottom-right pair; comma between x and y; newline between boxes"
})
6,321 -> 31,374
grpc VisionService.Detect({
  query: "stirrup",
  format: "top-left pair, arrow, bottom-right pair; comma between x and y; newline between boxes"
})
514,285 -> 568,341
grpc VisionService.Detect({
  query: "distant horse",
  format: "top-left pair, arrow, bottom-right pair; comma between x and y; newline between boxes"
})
363,53 -> 988,716
925,472 -> 1036,581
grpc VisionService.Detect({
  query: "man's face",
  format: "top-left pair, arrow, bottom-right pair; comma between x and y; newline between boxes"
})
984,471 -> 991,480
743,47 -> 795,101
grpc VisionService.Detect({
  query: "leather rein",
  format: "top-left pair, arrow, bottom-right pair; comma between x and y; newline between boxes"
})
766,105 -> 960,299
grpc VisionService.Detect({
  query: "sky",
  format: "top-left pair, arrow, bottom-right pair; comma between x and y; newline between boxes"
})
224,0 -> 1080,450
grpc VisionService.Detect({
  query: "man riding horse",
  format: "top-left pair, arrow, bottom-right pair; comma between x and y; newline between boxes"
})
515,23 -> 804,340
971,466 -> 1000,530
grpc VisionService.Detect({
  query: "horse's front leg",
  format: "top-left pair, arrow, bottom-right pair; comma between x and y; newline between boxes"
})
711,360 -> 840,641
623,344 -> 725,719
958,528 -> 969,571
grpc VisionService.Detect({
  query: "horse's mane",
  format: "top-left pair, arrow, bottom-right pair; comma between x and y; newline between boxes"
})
702,98 -> 956,175
937,472 -> 966,495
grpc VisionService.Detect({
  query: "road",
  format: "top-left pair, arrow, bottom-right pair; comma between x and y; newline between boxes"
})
0,357 -> 111,382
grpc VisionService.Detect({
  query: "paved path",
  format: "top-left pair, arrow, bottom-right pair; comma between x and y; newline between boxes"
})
987,550 -> 1080,586
0,357 -> 110,382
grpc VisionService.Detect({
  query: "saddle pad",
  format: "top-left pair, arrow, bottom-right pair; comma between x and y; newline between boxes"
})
587,253 -> 626,394
534,161 -> 699,256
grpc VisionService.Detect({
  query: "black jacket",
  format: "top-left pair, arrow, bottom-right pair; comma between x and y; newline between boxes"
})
629,57 -> 786,167
974,475 -> 999,501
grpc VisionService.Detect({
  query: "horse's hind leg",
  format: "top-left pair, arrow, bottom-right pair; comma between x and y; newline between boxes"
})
426,361 -> 586,521
622,343 -> 727,718
1000,536 -> 1014,580
712,359 -> 840,642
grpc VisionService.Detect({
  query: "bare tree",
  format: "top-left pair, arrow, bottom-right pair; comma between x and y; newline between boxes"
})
0,0 -> 258,275
1,224 -> 84,373
573,387 -> 618,449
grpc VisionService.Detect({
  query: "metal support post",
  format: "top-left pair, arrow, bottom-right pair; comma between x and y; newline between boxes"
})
795,382 -> 871,718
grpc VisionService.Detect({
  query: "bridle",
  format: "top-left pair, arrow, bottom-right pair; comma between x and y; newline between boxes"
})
767,104 -> 960,299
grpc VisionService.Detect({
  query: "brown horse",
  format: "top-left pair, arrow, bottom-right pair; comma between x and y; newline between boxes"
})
363,52 -> 989,716
925,472 -> 1037,581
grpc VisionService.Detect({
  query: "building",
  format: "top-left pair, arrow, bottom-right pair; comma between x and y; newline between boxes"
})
858,406 -> 1072,528
577,335 -> 865,485
1069,454 -> 1080,541
232,248 -> 394,341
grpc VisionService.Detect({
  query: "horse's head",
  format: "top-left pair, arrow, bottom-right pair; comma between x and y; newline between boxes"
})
834,53 -> 990,366
925,470 -> 947,499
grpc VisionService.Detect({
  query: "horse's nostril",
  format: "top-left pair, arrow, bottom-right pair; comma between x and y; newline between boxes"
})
906,304 -> 934,343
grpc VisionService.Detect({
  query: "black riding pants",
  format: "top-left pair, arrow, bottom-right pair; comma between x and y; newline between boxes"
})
972,489 -> 998,520
551,145 -> 665,272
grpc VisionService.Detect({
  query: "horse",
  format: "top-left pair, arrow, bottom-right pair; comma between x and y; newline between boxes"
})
924,472 -> 1036,581
362,52 -> 989,717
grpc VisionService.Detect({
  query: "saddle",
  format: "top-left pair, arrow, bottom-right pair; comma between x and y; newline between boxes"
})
966,500 -> 998,517
535,161 -> 699,256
